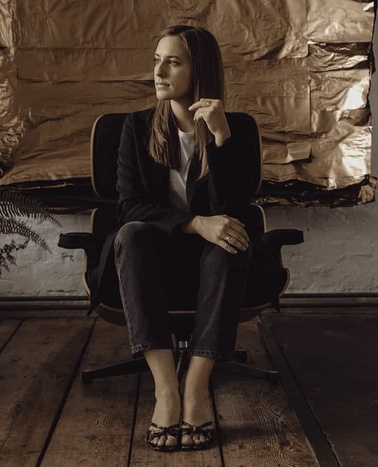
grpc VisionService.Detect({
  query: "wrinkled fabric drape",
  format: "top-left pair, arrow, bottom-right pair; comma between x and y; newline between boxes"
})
0,0 -> 375,205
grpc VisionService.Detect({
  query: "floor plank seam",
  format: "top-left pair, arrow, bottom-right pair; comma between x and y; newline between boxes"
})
34,317 -> 98,467
257,315 -> 279,370
0,320 -> 23,354
3,315 -> 364,466
210,377 -> 226,467
260,318 -> 342,467
127,372 -> 141,467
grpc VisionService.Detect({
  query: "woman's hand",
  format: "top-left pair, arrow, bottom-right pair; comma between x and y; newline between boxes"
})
188,98 -> 231,147
183,215 -> 250,254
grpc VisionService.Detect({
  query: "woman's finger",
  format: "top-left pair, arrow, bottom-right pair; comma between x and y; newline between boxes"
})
224,232 -> 249,251
219,239 -> 238,254
228,225 -> 250,248
229,216 -> 245,227
189,101 -> 207,112
230,235 -> 249,251
189,98 -> 214,111
193,108 -> 208,122
221,215 -> 249,247
222,215 -> 245,227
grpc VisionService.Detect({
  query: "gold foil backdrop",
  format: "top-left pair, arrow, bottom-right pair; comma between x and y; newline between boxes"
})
0,0 -> 376,206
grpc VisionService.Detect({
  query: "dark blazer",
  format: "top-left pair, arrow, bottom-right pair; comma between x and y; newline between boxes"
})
92,107 -> 262,310
116,107 -> 261,236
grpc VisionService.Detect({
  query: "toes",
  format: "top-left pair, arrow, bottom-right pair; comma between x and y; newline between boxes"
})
152,434 -> 177,448
165,435 -> 177,447
193,433 -> 200,444
181,434 -> 194,446
182,433 -> 206,445
157,434 -> 167,447
193,433 -> 207,445
193,434 -> 206,444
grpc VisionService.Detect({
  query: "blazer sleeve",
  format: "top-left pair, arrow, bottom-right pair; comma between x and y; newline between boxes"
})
206,113 -> 261,217
116,113 -> 196,237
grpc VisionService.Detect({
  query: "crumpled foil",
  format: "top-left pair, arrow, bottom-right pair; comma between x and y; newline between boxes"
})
0,0 -> 376,207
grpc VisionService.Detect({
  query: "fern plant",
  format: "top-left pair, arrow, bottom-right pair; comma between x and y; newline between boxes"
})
0,189 -> 62,277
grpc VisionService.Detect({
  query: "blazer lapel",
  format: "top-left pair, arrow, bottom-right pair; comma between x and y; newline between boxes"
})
137,109 -> 203,212
186,151 -> 201,211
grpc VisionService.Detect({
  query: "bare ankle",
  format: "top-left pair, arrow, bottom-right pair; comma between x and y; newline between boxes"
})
155,384 -> 180,399
183,383 -> 209,397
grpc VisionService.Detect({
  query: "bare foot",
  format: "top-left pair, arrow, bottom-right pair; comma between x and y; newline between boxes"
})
181,388 -> 213,447
149,389 -> 181,448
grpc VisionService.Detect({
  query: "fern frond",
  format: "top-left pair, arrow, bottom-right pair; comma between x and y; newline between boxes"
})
0,218 -> 52,252
0,239 -> 29,278
0,189 -> 62,227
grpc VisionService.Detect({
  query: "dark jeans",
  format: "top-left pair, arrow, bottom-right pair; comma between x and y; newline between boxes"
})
114,221 -> 251,361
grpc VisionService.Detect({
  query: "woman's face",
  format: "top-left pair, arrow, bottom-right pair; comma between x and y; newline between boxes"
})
154,35 -> 193,104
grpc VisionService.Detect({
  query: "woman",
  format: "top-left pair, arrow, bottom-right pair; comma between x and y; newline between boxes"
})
114,24 -> 261,451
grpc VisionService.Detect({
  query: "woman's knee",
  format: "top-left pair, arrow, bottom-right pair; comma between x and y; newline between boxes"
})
114,221 -> 157,252
200,241 -> 250,270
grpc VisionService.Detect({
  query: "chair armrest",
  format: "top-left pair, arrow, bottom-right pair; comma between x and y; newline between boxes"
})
58,232 -> 95,254
259,229 -> 304,270
261,229 -> 304,250
247,229 -> 303,311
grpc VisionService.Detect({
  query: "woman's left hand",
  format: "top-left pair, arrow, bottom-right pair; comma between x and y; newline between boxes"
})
188,98 -> 231,147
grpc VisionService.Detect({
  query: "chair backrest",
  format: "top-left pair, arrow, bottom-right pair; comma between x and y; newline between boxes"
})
88,113 -> 295,321
90,113 -> 128,200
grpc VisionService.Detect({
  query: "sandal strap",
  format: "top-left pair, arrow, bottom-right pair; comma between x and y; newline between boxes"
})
148,422 -> 180,442
181,420 -> 213,438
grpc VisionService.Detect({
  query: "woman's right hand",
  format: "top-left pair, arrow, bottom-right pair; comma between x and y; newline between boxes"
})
183,215 -> 250,254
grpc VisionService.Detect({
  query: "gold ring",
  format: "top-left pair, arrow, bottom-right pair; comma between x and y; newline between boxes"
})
225,236 -> 231,244
206,101 -> 210,107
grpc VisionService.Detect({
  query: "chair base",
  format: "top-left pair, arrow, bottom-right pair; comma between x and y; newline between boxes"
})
82,348 -> 279,385
82,357 -> 149,384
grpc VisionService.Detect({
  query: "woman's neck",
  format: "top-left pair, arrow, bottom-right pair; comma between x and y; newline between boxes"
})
170,99 -> 194,133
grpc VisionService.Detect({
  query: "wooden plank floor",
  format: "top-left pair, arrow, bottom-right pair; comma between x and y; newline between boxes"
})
264,312 -> 378,467
0,314 -> 324,467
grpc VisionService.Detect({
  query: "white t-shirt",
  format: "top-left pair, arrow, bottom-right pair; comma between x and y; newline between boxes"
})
168,128 -> 195,212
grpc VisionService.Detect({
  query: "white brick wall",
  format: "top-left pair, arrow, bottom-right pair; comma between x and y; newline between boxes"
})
1,192 -> 377,296
0,214 -> 90,297
266,202 -> 378,293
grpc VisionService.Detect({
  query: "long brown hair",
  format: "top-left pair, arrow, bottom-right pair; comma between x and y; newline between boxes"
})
149,25 -> 225,181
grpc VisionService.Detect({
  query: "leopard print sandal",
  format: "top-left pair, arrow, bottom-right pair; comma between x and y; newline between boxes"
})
180,420 -> 213,451
147,422 -> 181,452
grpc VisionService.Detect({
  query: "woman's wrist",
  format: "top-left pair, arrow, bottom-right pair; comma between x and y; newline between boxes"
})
214,129 -> 231,147
182,216 -> 202,234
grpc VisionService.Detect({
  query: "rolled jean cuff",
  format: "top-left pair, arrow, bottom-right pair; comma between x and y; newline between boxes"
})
189,349 -> 235,361
131,342 -> 174,359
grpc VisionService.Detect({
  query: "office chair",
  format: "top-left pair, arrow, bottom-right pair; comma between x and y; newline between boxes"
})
58,113 -> 304,385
